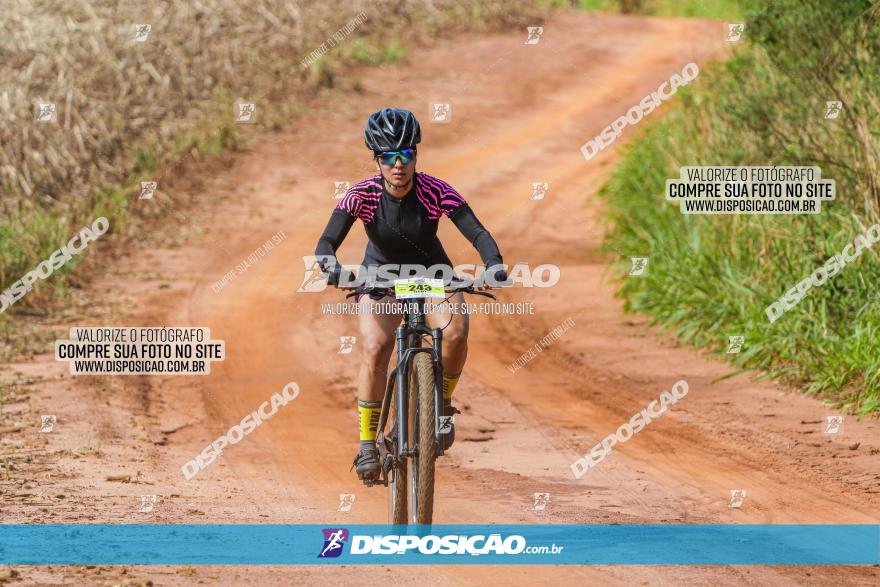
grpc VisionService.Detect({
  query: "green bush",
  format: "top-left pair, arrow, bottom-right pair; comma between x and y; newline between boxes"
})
602,0 -> 880,413
576,0 -> 744,20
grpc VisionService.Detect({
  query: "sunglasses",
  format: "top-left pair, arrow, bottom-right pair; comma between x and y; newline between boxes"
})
376,148 -> 416,166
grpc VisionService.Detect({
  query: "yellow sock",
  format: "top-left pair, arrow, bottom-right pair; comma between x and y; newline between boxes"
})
442,372 -> 461,402
358,399 -> 381,442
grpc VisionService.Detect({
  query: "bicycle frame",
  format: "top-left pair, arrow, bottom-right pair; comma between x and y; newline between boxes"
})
349,282 -> 498,490
391,299 -> 446,461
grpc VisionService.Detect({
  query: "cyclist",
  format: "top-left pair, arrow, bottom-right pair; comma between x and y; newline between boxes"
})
314,107 -> 507,482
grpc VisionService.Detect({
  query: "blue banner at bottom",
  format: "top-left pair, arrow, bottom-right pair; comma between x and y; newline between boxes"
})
0,524 -> 877,565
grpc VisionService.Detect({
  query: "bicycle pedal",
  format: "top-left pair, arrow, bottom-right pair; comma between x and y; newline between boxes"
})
381,455 -> 393,486
380,433 -> 395,455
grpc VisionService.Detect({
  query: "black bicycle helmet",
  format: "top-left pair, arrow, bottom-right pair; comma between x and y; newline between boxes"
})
364,108 -> 421,152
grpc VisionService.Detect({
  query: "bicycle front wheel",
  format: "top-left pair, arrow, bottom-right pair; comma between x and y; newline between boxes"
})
388,348 -> 420,525
388,373 -> 409,525
412,352 -> 437,524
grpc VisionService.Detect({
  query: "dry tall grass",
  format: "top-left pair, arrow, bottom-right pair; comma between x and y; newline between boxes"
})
0,0 -> 541,217
0,0 -> 543,305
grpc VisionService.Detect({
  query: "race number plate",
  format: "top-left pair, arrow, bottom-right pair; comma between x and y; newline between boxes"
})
394,277 -> 445,299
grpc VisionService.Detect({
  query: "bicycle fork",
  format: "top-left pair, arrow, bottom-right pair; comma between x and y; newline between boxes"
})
394,324 -> 411,459
393,321 -> 445,459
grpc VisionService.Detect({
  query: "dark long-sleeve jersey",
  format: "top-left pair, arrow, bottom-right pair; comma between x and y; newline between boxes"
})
315,172 -> 502,277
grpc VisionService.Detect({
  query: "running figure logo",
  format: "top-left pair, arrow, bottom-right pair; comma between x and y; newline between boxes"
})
39,415 -> 57,433
824,101 -> 843,119
139,495 -> 157,513
333,181 -> 350,199
530,182 -> 549,201
726,23 -> 744,42
525,27 -> 544,45
726,336 -> 744,354
430,103 -> 451,123
728,489 -> 746,508
629,257 -> 649,276
133,23 -> 151,42
338,336 -> 357,354
34,102 -> 57,123
337,493 -> 356,512
439,415 -> 454,435
297,255 -> 335,292
139,181 -> 157,200
824,415 -> 843,434
533,492 -> 550,511
318,528 -> 349,558
235,102 -> 256,124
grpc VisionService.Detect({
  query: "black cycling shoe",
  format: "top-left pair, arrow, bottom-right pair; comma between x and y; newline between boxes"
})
352,444 -> 381,481
439,403 -> 460,451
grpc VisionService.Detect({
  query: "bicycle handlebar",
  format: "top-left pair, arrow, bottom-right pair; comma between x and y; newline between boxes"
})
342,280 -> 499,300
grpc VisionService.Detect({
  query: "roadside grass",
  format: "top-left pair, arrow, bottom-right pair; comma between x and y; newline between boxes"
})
574,0 -> 744,20
600,0 -> 880,414
646,0 -> 743,19
346,40 -> 407,66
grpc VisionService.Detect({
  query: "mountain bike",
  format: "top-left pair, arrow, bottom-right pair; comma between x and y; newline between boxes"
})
344,279 -> 497,524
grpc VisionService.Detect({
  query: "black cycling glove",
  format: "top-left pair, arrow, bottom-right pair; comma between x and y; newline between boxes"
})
485,264 -> 509,286
325,265 -> 342,286
324,265 -> 358,287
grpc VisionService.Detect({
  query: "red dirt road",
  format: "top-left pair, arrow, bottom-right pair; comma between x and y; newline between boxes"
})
4,10 -> 879,586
